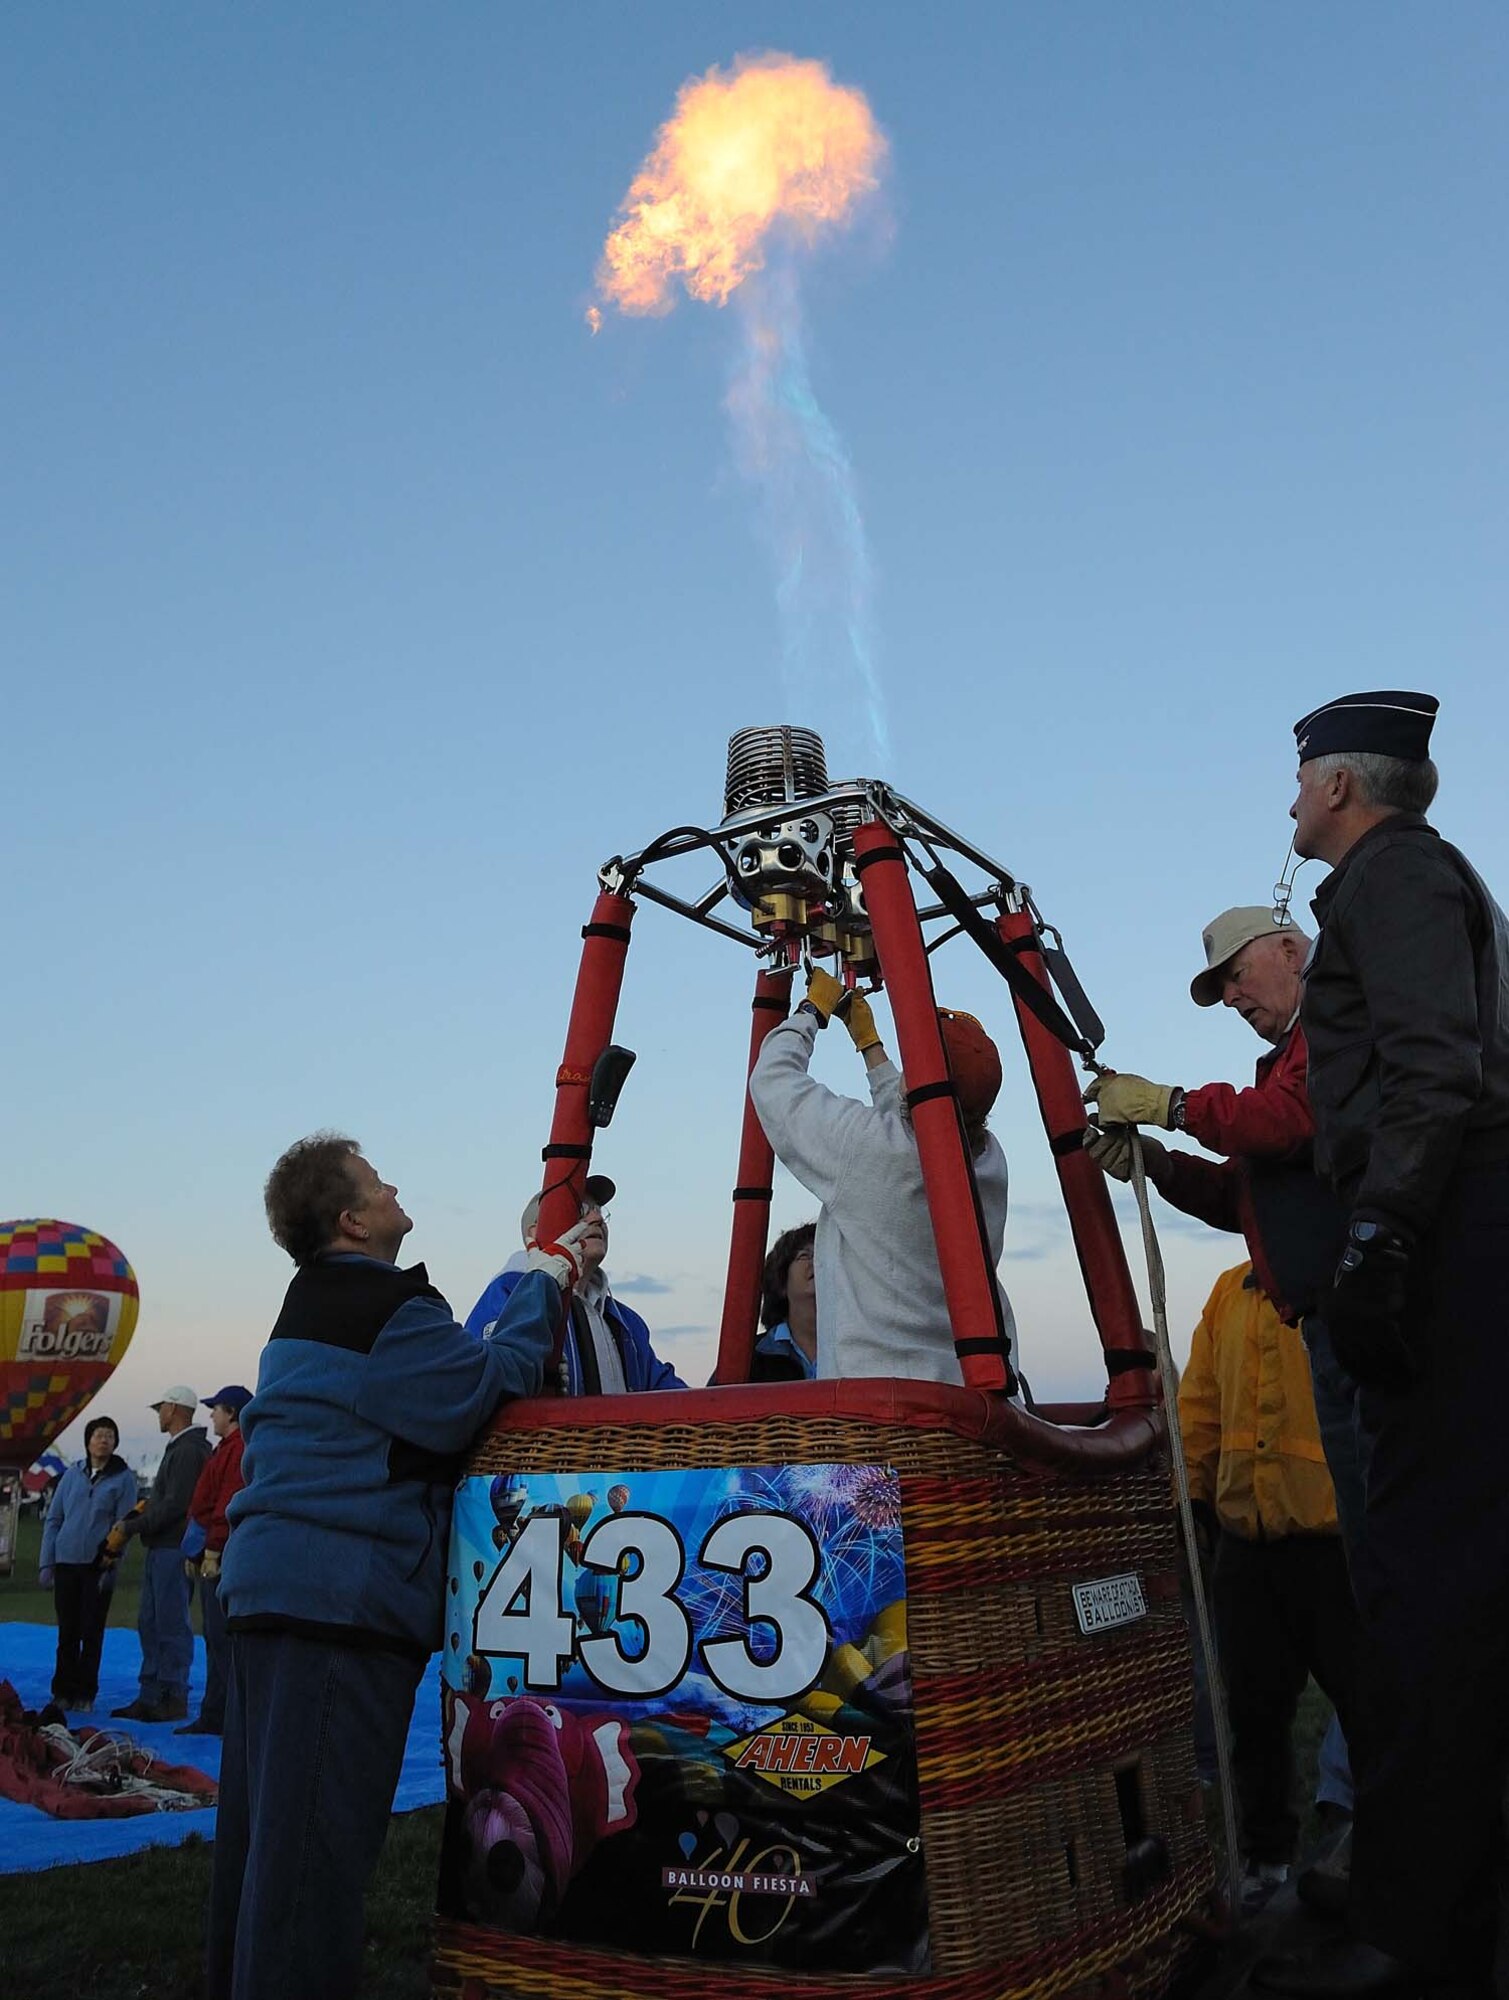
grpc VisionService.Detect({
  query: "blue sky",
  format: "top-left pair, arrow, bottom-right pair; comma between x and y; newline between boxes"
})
5,4 -> 1504,1464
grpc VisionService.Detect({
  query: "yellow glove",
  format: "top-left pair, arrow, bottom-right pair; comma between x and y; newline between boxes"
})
1083,1072 -> 1180,1129
1082,1126 -> 1168,1184
803,967 -> 844,1024
102,1521 -> 131,1560
835,988 -> 881,1054
201,1549 -> 222,1582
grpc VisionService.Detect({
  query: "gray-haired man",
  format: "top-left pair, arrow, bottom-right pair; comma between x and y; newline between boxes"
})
1257,691 -> 1509,1997
1082,908 -> 1356,1537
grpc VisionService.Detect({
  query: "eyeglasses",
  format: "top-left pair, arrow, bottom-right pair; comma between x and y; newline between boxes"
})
580,1201 -> 610,1221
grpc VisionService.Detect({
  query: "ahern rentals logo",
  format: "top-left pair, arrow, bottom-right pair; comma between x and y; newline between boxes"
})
725,1714 -> 884,1795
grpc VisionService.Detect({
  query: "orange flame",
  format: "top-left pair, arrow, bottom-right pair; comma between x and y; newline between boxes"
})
594,52 -> 886,319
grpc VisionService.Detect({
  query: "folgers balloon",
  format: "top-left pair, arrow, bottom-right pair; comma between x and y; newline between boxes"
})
0,1220 -> 138,1466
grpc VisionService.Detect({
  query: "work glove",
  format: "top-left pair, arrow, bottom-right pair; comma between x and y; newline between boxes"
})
834,987 -> 882,1055
523,1216 -> 595,1290
1081,1125 -> 1168,1184
1324,1217 -> 1417,1393
1083,1072 -> 1182,1130
201,1548 -> 222,1582
101,1514 -> 136,1561
802,966 -> 844,1025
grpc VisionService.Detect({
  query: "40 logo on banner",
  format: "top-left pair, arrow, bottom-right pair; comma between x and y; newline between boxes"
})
475,1506 -> 826,1701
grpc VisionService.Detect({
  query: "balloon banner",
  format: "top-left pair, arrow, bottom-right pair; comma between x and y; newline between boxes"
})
439,1462 -> 927,1972
0,1221 -> 139,1467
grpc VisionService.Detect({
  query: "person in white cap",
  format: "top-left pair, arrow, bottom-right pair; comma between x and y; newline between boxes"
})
466,1175 -> 684,1394
106,1384 -> 211,1722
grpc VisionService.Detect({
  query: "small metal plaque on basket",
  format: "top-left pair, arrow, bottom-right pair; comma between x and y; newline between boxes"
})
1071,1572 -> 1147,1635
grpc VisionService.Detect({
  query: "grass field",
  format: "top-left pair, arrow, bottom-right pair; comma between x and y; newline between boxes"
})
1,1507 -> 1334,1999
0,1809 -> 443,2000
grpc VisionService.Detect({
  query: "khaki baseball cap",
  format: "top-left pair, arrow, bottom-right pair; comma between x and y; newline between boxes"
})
1190,908 -> 1295,1007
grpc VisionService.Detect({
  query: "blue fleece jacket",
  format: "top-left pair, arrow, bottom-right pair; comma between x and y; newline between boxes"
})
222,1253 -> 558,1657
39,1457 -> 137,1570
466,1268 -> 683,1394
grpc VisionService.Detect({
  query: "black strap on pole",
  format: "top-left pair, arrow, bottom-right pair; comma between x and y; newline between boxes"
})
917,859 -> 1094,1059
1036,936 -> 1106,1052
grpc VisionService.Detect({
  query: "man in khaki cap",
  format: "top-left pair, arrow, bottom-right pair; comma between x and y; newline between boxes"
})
1081,908 -> 1359,1545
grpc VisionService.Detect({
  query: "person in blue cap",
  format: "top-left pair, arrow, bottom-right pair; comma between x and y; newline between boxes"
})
1256,694 -> 1509,1997
176,1382 -> 253,1736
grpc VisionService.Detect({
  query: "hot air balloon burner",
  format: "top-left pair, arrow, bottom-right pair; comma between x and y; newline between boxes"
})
723,724 -> 829,817
829,798 -> 879,977
721,726 -> 840,951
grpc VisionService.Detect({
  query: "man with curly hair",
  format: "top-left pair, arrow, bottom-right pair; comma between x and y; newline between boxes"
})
210,1133 -> 587,2000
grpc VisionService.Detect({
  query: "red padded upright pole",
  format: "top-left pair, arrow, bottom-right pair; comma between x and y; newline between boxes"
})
853,822 -> 1012,1393
996,905 -> 1156,1409
712,968 -> 793,1384
536,889 -> 636,1385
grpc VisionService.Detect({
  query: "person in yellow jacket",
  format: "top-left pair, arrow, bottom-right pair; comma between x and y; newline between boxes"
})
1179,1261 -> 1359,1905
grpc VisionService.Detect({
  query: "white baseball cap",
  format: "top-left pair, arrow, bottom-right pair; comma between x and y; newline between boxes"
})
149,1384 -> 199,1411
519,1176 -> 616,1245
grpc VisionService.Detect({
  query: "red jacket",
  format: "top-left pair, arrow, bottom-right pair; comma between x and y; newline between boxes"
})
1153,1025 -> 1346,1323
188,1427 -> 246,1554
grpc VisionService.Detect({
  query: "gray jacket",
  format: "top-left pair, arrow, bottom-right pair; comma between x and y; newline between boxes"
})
1303,813 -> 1509,1233
137,1425 -> 212,1548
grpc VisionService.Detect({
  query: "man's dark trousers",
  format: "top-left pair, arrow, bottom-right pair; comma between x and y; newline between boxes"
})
1349,1162 -> 1509,1975
1213,1529 -> 1359,1865
138,1545 -> 193,1705
196,1573 -> 229,1729
206,1628 -> 424,1999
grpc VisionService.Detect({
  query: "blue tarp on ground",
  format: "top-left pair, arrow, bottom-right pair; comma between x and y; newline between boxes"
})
0,1622 -> 446,1873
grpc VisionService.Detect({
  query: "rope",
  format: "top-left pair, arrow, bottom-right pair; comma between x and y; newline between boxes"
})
38,1721 -> 207,1812
1126,1128 -> 1244,1926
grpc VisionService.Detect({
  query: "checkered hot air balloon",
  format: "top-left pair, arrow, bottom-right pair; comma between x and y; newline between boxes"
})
0,1220 -> 139,1468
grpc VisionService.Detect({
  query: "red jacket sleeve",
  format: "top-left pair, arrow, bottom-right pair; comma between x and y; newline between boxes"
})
189,1430 -> 247,1553
1150,1149 -> 1244,1235
1181,1028 -> 1314,1161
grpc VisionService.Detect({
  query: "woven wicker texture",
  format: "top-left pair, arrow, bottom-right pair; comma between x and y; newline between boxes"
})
436,1410 -> 1216,2000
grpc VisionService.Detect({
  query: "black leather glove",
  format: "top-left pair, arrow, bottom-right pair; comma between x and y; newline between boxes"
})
1325,1216 -> 1417,1392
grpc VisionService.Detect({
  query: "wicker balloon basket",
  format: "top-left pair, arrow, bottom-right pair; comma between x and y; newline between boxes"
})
433,763 -> 1221,1997
430,1382 -> 1217,2000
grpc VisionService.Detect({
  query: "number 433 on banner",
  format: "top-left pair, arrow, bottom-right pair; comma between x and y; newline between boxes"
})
474,1508 -> 829,1704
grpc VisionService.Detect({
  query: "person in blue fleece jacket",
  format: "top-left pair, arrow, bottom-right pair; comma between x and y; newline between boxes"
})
208,1132 -> 587,2000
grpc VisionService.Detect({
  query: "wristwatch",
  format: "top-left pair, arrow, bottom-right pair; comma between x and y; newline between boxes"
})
1171,1089 -> 1187,1130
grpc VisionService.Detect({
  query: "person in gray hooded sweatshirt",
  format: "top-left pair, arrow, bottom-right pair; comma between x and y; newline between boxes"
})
751,967 -> 1019,1385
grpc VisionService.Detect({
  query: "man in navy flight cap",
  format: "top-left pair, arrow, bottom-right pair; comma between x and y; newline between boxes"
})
1257,694 -> 1509,1996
